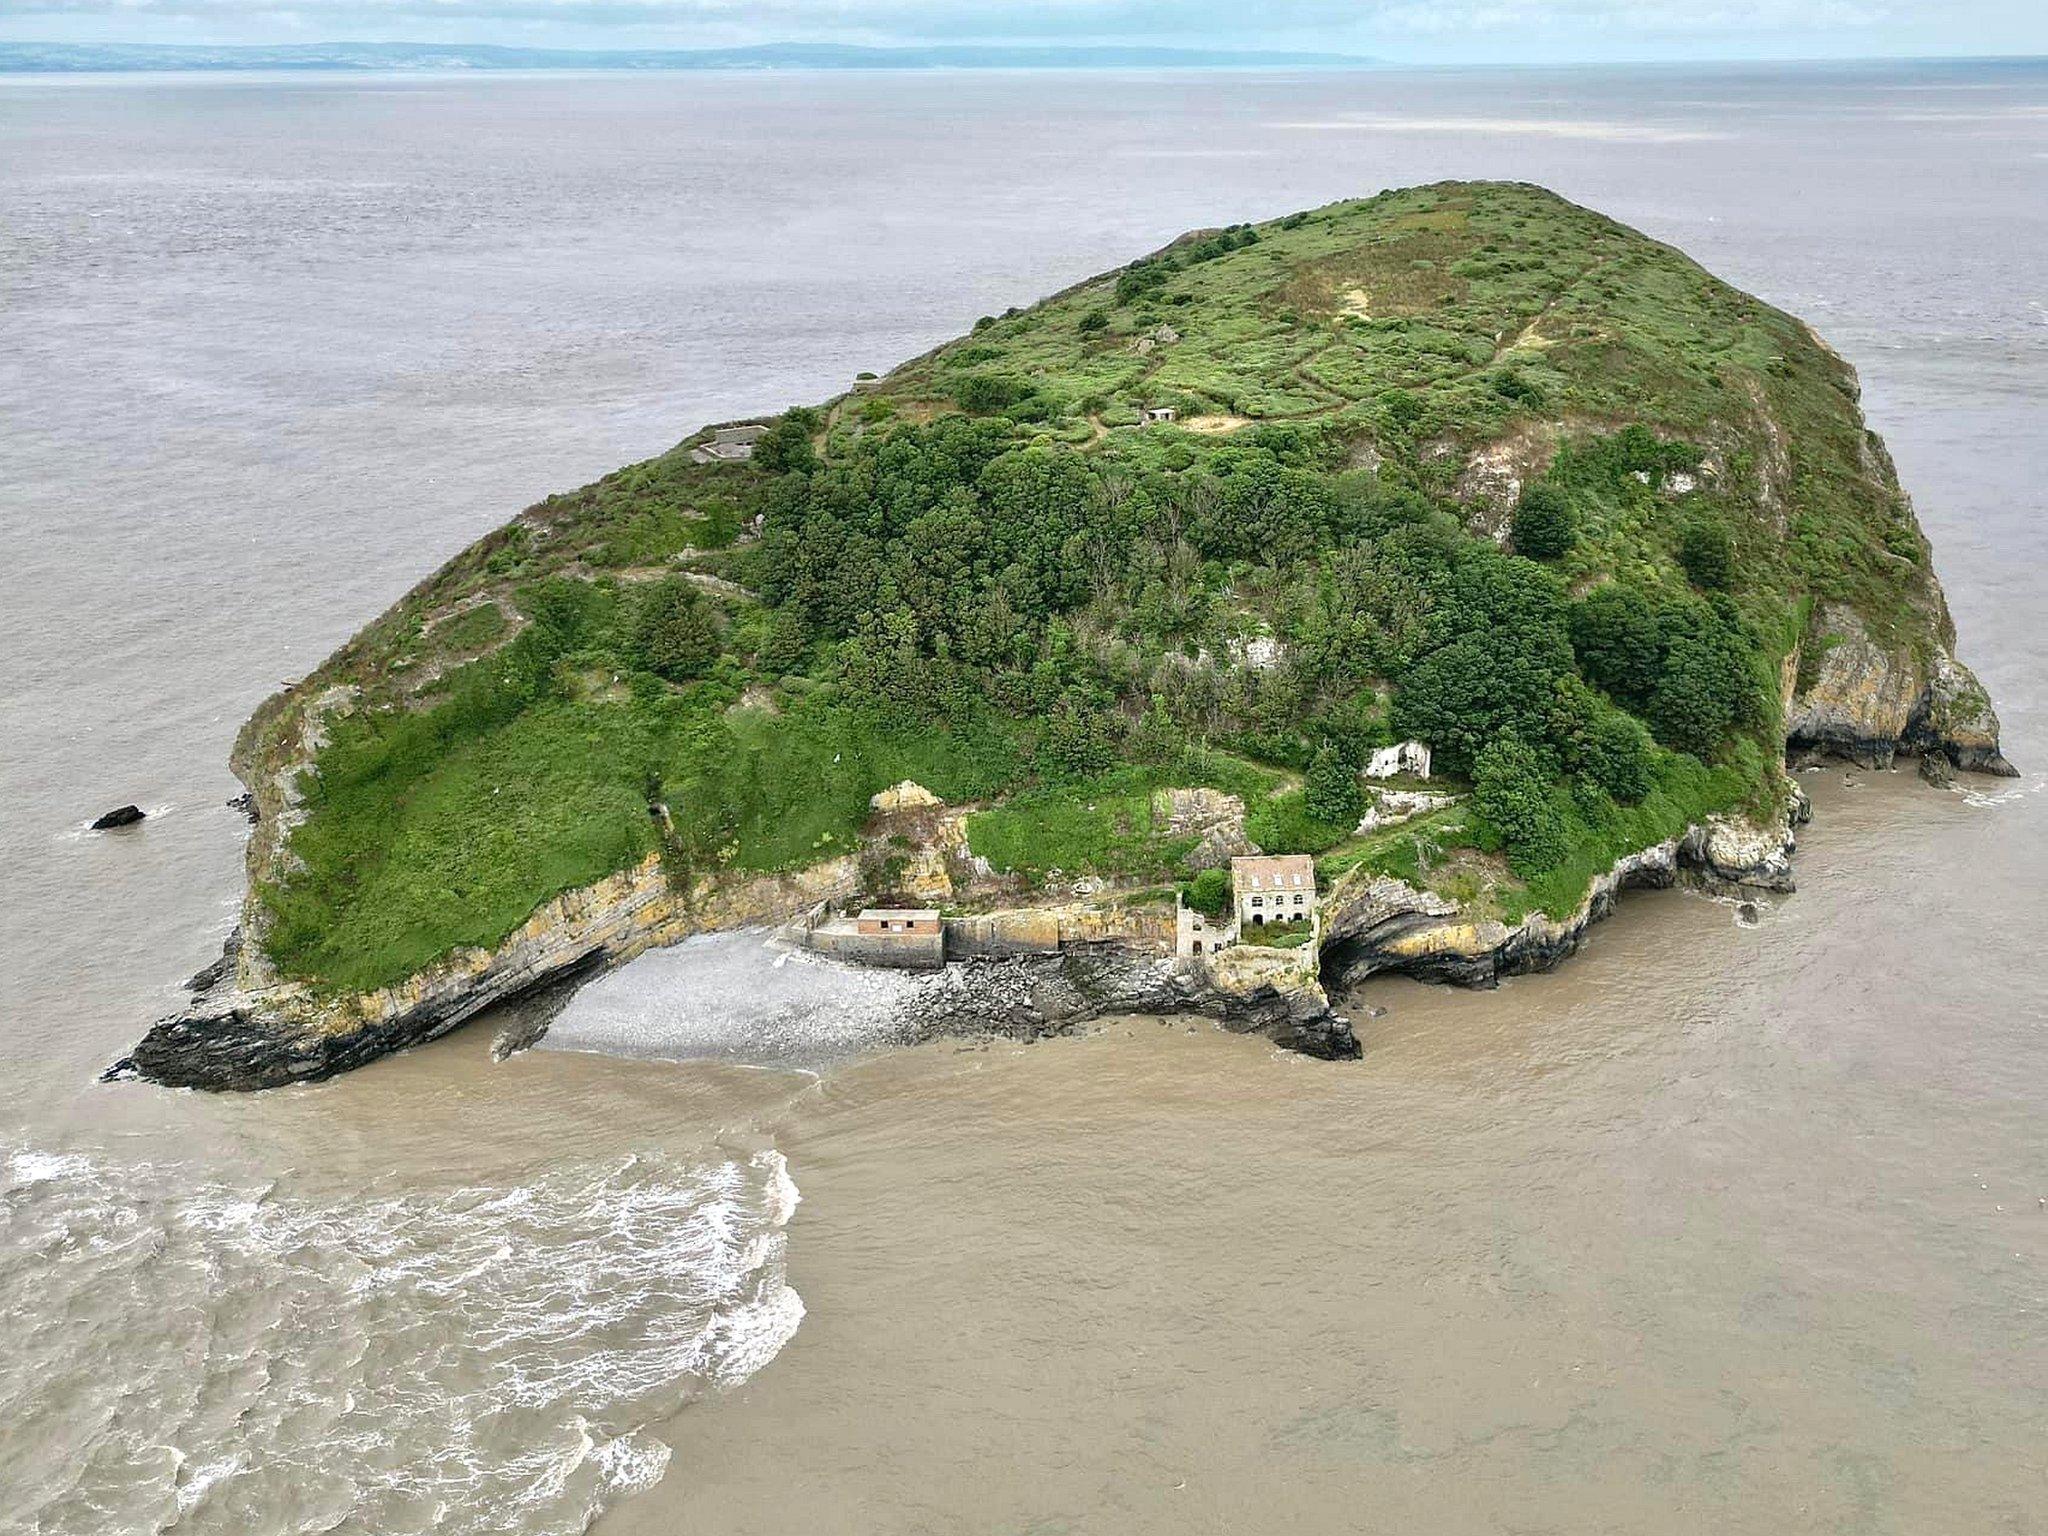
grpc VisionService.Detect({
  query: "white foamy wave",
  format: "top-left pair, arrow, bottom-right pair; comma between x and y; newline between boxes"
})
4,1148 -> 93,1184
1962,775 -> 2044,809
0,1143 -> 802,1536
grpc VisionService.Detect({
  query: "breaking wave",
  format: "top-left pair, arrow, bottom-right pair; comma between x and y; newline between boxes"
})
0,1144 -> 802,1534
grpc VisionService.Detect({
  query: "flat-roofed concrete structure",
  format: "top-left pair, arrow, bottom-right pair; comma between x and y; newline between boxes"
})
690,422 -> 769,464
855,908 -> 939,937
804,907 -> 946,970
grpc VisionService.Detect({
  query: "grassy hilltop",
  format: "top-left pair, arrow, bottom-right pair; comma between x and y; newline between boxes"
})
244,181 -> 1958,995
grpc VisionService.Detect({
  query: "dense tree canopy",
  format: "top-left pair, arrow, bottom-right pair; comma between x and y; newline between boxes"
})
1510,484 -> 1576,560
633,579 -> 720,682
740,406 -> 1770,839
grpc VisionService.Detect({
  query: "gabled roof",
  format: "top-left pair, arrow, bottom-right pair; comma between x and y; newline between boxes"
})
1230,853 -> 1316,891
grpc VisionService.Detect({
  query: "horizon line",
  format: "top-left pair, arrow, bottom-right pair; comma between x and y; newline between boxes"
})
4,39 -> 2048,74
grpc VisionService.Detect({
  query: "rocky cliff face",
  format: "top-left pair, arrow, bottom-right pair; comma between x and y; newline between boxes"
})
109,852 -> 862,1091
118,793 -> 1809,1089
114,608 -> 1988,1093
1787,604 -> 2014,774
1321,795 -> 1804,992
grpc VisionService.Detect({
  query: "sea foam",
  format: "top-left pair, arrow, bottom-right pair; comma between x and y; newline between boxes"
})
0,1143 -> 802,1535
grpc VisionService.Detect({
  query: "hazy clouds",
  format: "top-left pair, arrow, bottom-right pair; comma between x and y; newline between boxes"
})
6,0 -> 2043,63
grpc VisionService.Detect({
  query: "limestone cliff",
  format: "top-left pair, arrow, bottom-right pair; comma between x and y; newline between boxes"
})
1321,794 -> 1803,991
1788,604 -> 2012,774
111,852 -> 861,1091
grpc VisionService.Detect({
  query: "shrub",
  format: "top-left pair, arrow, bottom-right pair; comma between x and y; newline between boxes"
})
1511,484 -> 1576,560
1579,711 -> 1654,803
1304,743 -> 1364,827
1569,583 -> 1663,708
1243,789 -> 1355,856
1395,624 -> 1570,777
1078,309 -> 1110,334
1115,262 -> 1170,305
1492,371 -> 1547,407
757,609 -> 809,675
1472,731 -> 1569,874
1184,866 -> 1233,918
633,580 -> 719,682
1038,699 -> 1118,780
520,576 -> 607,650
754,410 -> 819,476
1678,516 -> 1734,589
955,373 -> 1029,415
1647,622 -> 1754,758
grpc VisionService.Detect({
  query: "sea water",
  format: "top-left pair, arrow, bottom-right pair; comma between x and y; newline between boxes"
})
2,60 -> 2043,1531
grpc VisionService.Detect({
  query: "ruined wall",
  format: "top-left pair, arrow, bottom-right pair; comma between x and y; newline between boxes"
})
945,903 -> 1174,961
807,928 -> 946,970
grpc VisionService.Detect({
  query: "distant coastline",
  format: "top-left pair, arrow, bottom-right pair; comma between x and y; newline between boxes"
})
0,40 -> 1379,74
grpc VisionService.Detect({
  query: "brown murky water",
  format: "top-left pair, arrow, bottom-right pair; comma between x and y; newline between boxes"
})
601,775 -> 2048,1535
4,61 -> 2044,1534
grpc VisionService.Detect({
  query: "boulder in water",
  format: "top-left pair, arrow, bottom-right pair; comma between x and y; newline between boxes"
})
90,805 -> 145,830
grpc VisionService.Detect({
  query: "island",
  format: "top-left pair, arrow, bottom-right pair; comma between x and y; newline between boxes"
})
111,182 -> 2013,1091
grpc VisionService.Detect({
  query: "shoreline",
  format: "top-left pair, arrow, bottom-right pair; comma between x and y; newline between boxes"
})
108,754 -> 1865,1091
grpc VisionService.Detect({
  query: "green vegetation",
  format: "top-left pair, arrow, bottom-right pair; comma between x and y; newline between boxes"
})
249,181 -> 1950,992
1245,918 -> 1315,949
1303,743 -> 1365,826
632,578 -> 720,681
1678,514 -> 1735,590
966,752 -> 1280,882
1245,789 -> 1357,857
1510,484 -> 1576,560
1182,866 -> 1233,918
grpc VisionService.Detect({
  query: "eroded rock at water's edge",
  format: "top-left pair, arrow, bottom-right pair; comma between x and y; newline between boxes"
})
1786,607 -> 2016,777
898,949 -> 1360,1061
90,804 -> 145,830
1320,792 -> 1805,992
113,792 -> 1813,1090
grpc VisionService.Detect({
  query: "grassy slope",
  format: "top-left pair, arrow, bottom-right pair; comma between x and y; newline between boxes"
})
246,181 -> 1942,994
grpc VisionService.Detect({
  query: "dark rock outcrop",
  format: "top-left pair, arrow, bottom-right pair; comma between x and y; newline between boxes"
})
1320,800 -> 1802,994
105,946 -> 610,1091
90,804 -> 145,830
1786,604 -> 2016,777
900,949 -> 1359,1060
182,930 -> 241,993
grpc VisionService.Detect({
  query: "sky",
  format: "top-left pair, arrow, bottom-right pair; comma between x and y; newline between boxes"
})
4,0 -> 2046,64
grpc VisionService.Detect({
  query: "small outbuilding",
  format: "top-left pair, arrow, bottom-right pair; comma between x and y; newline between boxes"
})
691,423 -> 769,464
1142,406 -> 1178,425
805,906 -> 946,969
1175,899 -> 1238,960
856,908 -> 940,937
1364,740 -> 1432,780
